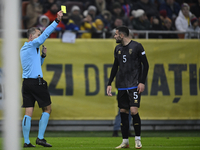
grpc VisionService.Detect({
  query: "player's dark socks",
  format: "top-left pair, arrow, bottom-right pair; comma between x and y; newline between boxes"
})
120,112 -> 129,139
132,113 -> 141,136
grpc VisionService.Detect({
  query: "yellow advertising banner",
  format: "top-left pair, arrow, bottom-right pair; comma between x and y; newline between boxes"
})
0,39 -> 200,120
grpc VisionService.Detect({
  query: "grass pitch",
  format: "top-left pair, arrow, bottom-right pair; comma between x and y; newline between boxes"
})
22,137 -> 200,150
1,131 -> 200,150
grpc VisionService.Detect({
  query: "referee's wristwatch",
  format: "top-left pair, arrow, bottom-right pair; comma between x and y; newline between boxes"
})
55,18 -> 60,23
41,53 -> 46,58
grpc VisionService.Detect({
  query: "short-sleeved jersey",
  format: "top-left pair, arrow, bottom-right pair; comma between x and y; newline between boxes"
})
114,40 -> 145,88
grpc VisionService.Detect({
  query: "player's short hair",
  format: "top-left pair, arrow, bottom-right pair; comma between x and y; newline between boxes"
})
116,26 -> 129,37
27,27 -> 41,38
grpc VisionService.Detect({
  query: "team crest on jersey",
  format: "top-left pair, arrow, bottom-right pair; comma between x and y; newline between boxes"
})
134,100 -> 138,103
129,49 -> 132,54
118,51 -> 121,54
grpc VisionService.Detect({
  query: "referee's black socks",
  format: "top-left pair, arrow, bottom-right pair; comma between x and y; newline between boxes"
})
120,112 -> 129,139
132,113 -> 141,136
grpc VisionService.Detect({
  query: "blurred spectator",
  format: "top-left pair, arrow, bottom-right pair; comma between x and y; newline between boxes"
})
190,0 -> 200,18
36,15 -> 50,32
111,2 -> 130,27
44,2 -> 59,23
85,5 -> 98,21
159,0 -> 180,21
68,5 -> 83,27
44,2 -> 60,37
149,16 -> 163,38
149,0 -> 164,5
131,9 -> 151,38
131,9 -> 151,30
42,0 -> 56,14
162,17 -> 178,38
55,14 -> 79,36
105,0 -> 114,12
185,17 -> 200,39
175,3 -> 194,32
80,14 -> 97,38
159,9 -> 167,25
97,10 -> 112,30
110,17 -> 124,38
92,19 -> 104,38
86,0 -> 107,16
115,0 -> 132,17
96,10 -> 113,37
111,17 -> 124,29
25,0 -> 43,29
132,0 -> 160,20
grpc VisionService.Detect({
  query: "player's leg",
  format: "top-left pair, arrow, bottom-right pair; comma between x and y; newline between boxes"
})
129,89 -> 142,149
115,90 -> 130,149
130,107 -> 142,149
128,110 -> 134,137
22,107 -> 35,147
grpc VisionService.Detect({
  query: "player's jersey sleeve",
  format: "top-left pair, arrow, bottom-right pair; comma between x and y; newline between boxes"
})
137,43 -> 149,84
107,47 -> 119,85
107,57 -> 119,85
114,46 -> 119,58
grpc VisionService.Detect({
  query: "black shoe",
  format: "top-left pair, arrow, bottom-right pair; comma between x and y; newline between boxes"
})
23,143 -> 36,148
112,130 -> 119,137
36,138 -> 52,147
128,131 -> 135,137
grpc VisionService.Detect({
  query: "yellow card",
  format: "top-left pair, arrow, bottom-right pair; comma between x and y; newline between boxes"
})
61,5 -> 66,13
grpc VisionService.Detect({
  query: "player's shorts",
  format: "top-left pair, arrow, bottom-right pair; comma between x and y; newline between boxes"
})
117,88 -> 141,109
22,78 -> 51,108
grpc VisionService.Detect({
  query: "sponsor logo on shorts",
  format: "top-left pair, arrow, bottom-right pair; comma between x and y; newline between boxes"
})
134,100 -> 138,103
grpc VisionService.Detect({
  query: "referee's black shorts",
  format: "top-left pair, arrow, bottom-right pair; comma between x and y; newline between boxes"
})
117,88 -> 141,109
22,78 -> 51,108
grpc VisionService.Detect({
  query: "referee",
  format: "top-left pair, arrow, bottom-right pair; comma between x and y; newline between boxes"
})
20,11 -> 63,147
107,26 -> 149,149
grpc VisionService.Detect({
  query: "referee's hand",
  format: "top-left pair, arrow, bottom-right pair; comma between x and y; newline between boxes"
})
57,10 -> 63,21
107,86 -> 112,96
42,45 -> 47,54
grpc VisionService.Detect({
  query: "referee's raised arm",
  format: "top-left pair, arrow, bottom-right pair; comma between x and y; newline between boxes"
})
32,10 -> 63,46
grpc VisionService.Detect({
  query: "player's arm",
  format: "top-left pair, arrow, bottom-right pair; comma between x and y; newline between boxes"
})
107,57 -> 119,96
139,53 -> 149,84
137,44 -> 149,93
33,11 -> 63,46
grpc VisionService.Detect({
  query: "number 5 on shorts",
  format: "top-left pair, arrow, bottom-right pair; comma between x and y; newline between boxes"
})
133,92 -> 138,99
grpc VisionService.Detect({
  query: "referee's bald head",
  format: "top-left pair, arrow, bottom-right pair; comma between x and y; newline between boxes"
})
116,26 -> 129,37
